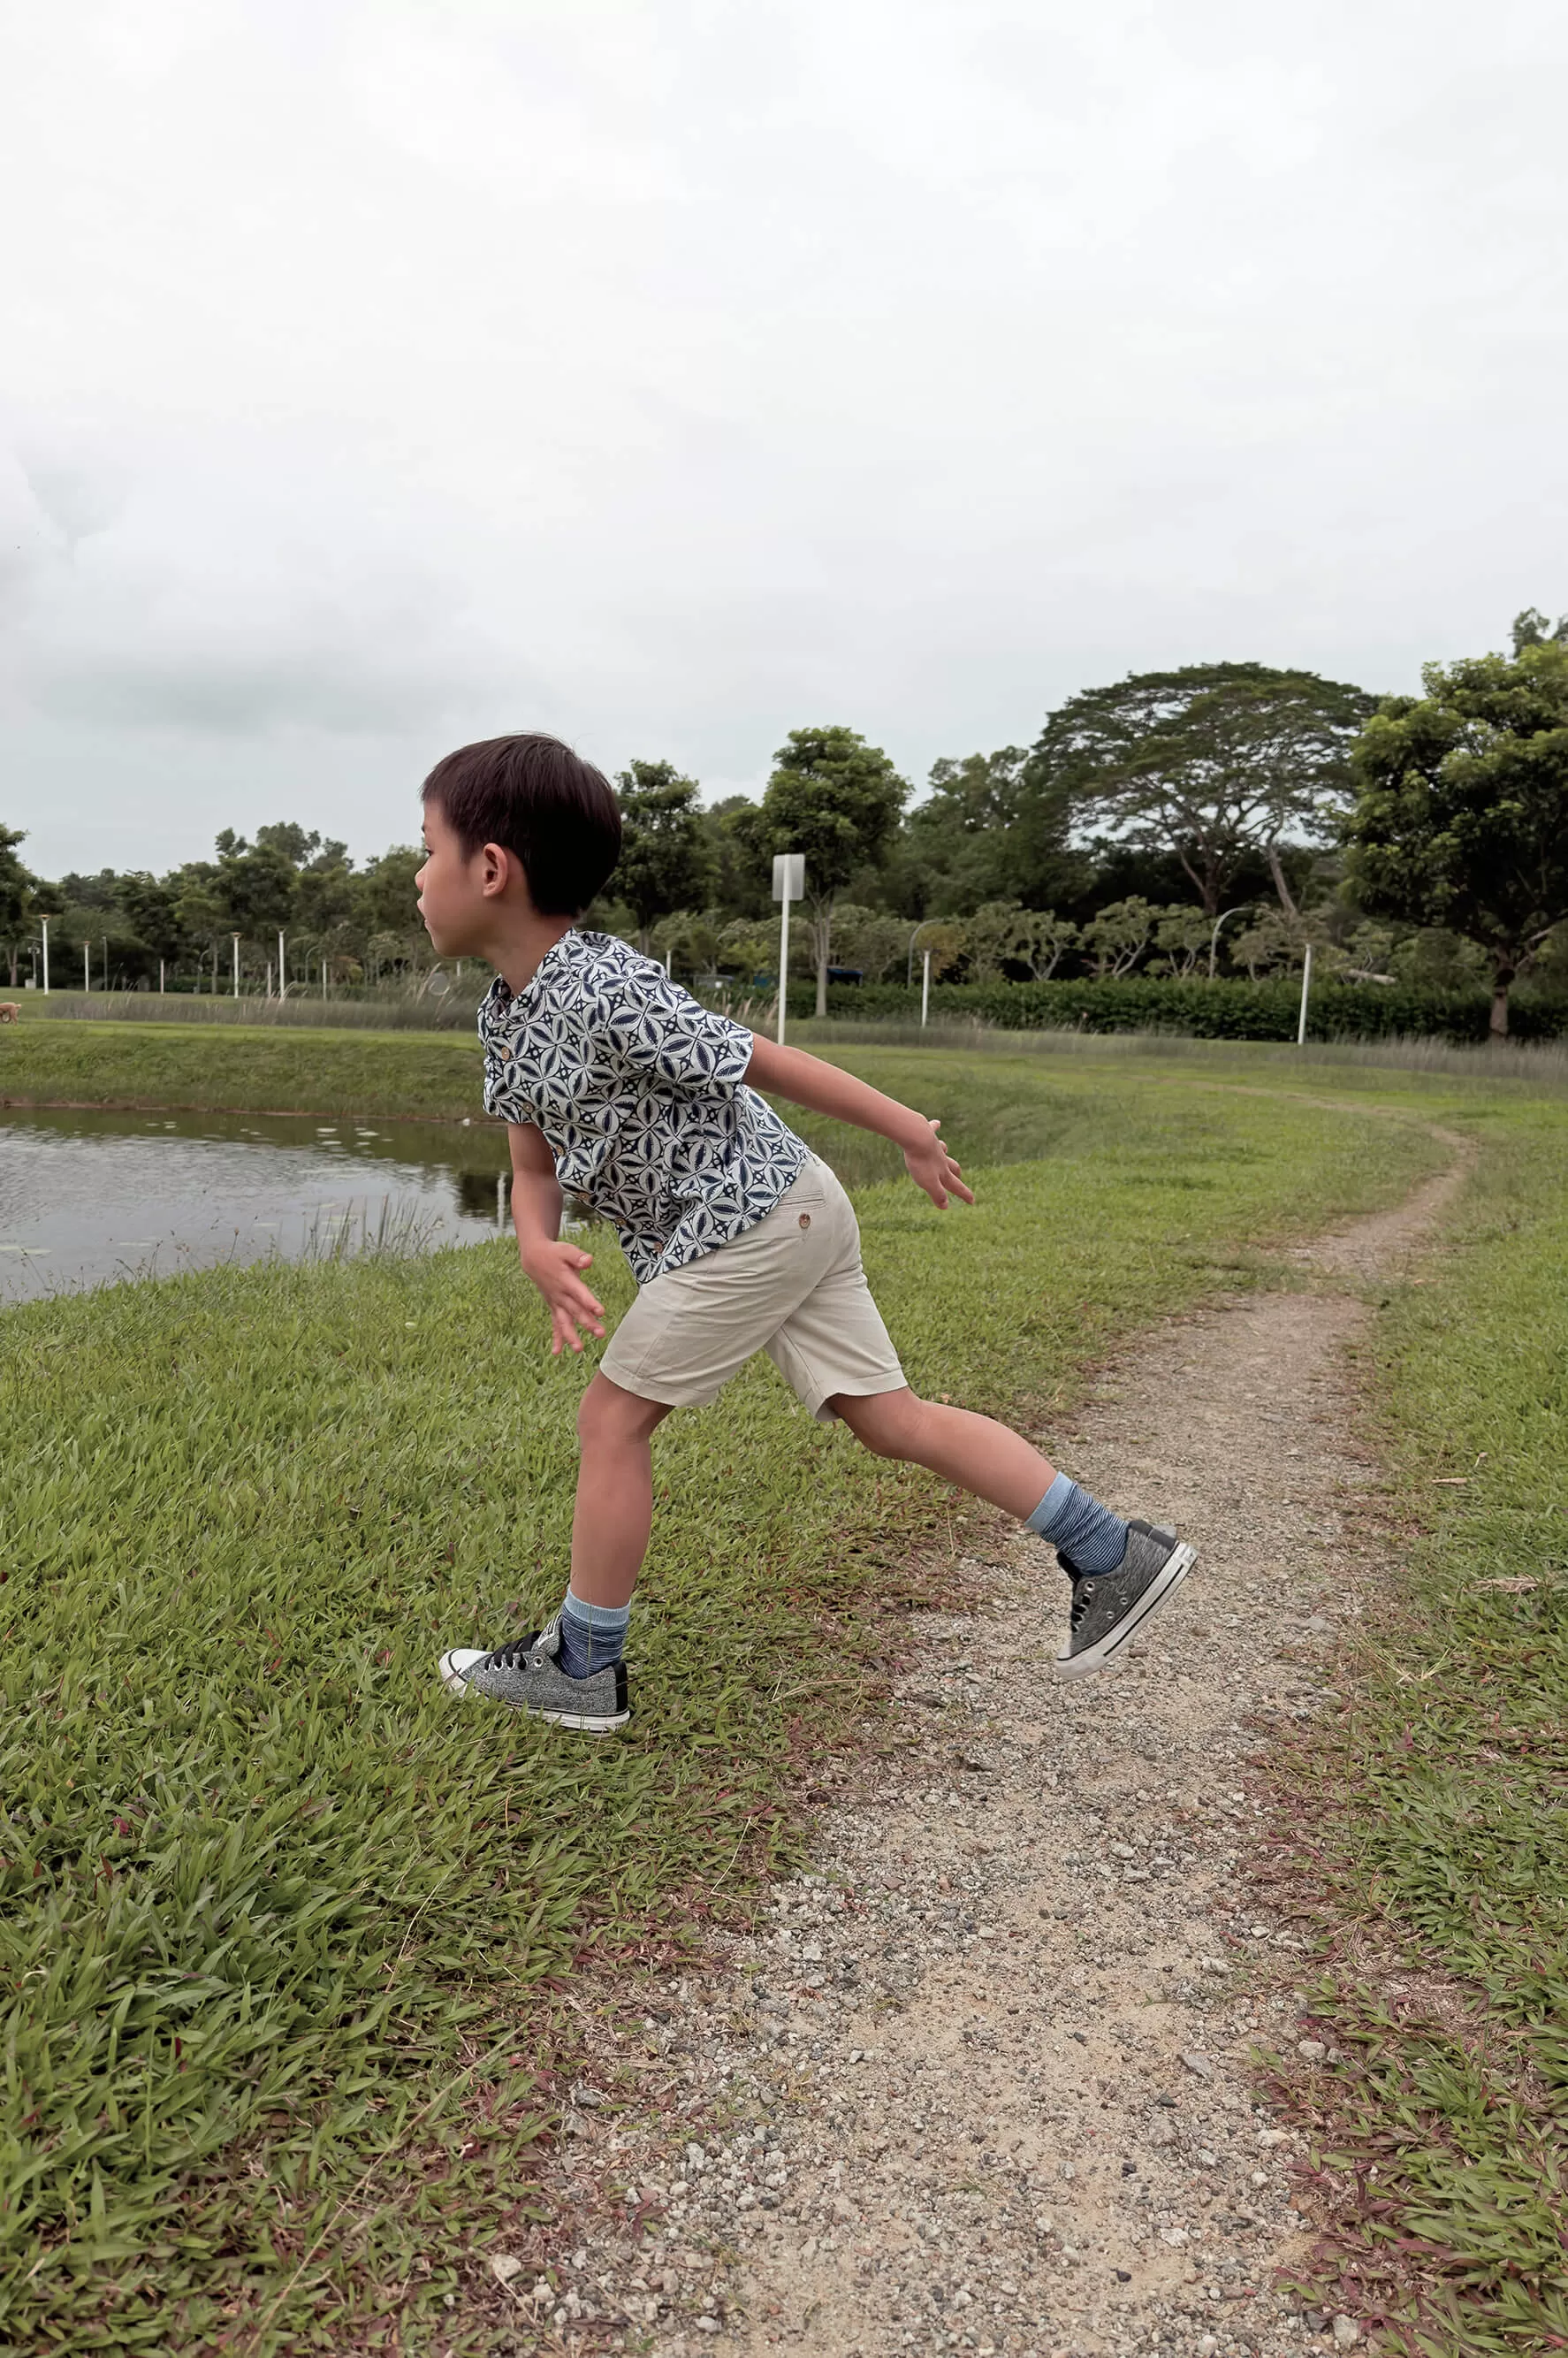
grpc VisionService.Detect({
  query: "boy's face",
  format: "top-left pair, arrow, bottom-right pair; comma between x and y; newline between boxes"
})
415,801 -> 499,957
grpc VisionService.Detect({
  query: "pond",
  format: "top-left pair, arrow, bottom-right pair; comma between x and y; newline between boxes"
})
0,1105 -> 517,1302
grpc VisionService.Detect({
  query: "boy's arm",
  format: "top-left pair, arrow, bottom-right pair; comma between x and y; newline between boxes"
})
507,1122 -> 606,1356
741,1036 -> 975,1210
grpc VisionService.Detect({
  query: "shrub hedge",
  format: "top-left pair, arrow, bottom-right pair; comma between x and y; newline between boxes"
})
781,976 -> 1568,1042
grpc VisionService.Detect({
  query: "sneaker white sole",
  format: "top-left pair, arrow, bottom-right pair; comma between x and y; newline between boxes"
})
436,1650 -> 629,1734
1051,1542 -> 1197,1683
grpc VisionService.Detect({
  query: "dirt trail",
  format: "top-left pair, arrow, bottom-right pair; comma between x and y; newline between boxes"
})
499,1136 -> 1469,2358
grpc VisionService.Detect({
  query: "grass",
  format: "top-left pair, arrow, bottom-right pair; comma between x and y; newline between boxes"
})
0,1018 -> 487,1122
12,1011 -> 1568,1134
1262,1097 -> 1568,2354
0,1052 -> 1443,2353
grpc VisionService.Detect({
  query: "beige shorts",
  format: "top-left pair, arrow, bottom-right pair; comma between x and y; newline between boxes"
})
600,1156 -> 907,1423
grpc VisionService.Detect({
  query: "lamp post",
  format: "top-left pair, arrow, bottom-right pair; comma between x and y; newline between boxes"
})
772,853 -> 804,1047
1207,904 -> 1252,980
906,918 -> 945,991
41,918 -> 49,996
1297,941 -> 1314,1046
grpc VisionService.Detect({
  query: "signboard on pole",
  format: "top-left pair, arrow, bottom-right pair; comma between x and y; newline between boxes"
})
772,855 -> 804,1047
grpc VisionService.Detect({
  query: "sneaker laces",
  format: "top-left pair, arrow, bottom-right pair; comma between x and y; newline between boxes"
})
1068,1578 -> 1096,1632
485,1626 -> 553,1671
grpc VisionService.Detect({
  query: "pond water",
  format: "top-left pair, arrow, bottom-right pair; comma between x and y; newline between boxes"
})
0,1106 -> 516,1302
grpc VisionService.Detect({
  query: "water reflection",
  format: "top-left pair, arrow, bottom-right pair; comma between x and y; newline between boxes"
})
0,1106 -> 515,1301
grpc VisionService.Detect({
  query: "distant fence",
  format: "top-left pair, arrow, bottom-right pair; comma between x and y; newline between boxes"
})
15,988 -> 486,1033
14,973 -> 1568,1045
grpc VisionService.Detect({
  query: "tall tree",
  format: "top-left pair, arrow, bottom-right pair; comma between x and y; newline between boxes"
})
613,760 -> 712,951
1511,607 -> 1568,654
736,727 -> 909,1016
899,747 -> 1079,915
1343,634 -> 1568,1039
118,874 -> 191,974
0,825 -> 36,988
1030,663 -> 1375,917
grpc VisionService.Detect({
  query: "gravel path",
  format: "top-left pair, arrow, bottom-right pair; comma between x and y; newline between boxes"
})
486,1147 -> 1465,2358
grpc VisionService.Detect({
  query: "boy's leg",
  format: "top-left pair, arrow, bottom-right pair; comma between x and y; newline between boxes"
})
830,1386 -> 1195,1678
438,1374 -> 669,1722
571,1374 -> 672,1607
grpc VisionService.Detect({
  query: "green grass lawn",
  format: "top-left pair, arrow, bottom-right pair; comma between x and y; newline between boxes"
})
1267,1096 -> 1568,2354
0,1016 -> 487,1122
0,1049 -> 1445,2353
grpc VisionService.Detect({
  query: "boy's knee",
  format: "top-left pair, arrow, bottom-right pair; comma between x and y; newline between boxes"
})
842,1388 -> 926,1460
577,1377 -> 665,1452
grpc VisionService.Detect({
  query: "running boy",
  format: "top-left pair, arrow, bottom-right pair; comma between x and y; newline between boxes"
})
417,734 -> 1195,1732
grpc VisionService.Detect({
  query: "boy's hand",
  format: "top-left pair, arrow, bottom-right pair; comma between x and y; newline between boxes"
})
521,1238 -> 606,1355
903,1117 -> 976,1210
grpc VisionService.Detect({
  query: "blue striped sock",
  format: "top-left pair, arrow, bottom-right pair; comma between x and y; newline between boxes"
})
558,1589 -> 631,1679
1025,1473 -> 1130,1576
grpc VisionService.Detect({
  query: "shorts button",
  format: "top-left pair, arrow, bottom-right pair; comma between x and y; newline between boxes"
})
798,1212 -> 811,1229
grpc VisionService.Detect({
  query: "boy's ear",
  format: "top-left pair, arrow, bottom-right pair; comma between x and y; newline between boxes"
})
478,841 -> 517,900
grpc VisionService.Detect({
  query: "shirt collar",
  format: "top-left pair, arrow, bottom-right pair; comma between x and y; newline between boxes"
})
483,928 -> 585,1022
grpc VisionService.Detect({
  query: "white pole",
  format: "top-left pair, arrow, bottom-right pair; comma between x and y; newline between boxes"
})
921,947 -> 932,1027
84,941 -> 90,995
777,885 -> 791,1048
266,959 -> 272,1000
159,958 -> 165,994
232,935 -> 240,998
278,928 -> 286,1000
1297,941 -> 1313,1046
41,918 -> 49,996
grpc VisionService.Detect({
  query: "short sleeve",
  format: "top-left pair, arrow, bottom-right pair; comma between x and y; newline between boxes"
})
602,971 -> 755,1092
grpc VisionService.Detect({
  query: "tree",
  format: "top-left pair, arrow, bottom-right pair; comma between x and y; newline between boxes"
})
1031,664 -> 1375,918
1343,635 -> 1568,1039
1511,607 -> 1568,654
118,873 -> 191,974
1151,904 -> 1215,979
1084,896 -> 1158,977
896,747 -> 1079,915
0,825 -> 37,988
613,760 -> 712,951
736,727 -> 908,1016
966,901 -> 1078,981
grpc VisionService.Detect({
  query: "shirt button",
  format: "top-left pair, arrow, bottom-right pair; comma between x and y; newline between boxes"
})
798,1213 -> 811,1229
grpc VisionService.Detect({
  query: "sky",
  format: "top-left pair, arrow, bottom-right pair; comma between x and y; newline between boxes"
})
4,0 -> 1566,877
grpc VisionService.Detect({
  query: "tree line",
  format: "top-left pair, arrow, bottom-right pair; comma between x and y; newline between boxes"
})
4,609 -> 1565,1035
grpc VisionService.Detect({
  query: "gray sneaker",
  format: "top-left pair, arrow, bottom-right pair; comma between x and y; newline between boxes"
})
438,1614 -> 630,1733
1053,1522 -> 1197,1683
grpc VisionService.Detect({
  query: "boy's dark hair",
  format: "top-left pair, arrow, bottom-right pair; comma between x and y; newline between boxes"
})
422,734 -> 621,916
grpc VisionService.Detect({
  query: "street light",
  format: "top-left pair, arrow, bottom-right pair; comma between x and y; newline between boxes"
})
1207,904 -> 1252,980
906,919 -> 944,990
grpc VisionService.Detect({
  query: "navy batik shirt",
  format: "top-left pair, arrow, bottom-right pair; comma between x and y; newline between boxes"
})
478,930 -> 808,1284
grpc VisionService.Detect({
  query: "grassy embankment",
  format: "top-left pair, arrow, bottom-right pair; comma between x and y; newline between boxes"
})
1264,1090 -> 1568,2355
0,1035 -> 1445,2353
0,1017 -> 486,1121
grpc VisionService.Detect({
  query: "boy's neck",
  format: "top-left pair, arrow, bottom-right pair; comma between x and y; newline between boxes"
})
493,906 -> 576,997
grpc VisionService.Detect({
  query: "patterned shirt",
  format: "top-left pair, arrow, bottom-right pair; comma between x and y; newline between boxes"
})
478,930 -> 808,1284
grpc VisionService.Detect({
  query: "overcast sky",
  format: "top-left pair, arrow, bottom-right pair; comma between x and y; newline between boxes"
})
4,0 -> 1565,877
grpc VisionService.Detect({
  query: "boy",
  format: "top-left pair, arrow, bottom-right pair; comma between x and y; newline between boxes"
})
417,734 -> 1195,1733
